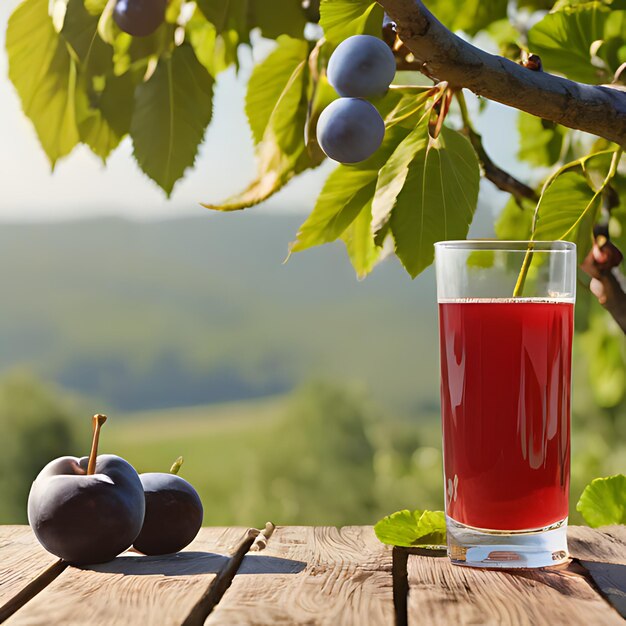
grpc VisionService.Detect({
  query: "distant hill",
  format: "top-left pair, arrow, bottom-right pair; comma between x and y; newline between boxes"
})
0,207 -> 495,413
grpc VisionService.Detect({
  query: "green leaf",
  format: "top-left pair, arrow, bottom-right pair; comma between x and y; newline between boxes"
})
374,509 -> 446,547
288,89 -> 413,254
609,176 -> 626,270
246,36 -> 310,145
59,0 -> 124,160
320,0 -> 383,44
429,0 -> 508,36
187,9 -> 238,76
61,0 -> 113,76
76,71 -> 137,161
84,0 -> 107,14
527,5 -> 610,83
111,22 -> 175,75
518,113 -> 566,168
576,474 -> 626,527
306,72 -> 340,157
165,0 -> 185,24
291,124 -> 409,252
292,171 -> 378,252
195,0 -> 307,53
203,140 -> 312,211
130,44 -> 213,196
205,36 -> 318,210
454,0 -> 508,35
384,89 -> 436,129
341,202 -> 382,279
372,123 -> 480,278
531,170 -> 600,260
495,196 -> 534,240
196,0 -> 248,38
553,0 -> 626,12
98,71 -> 138,138
6,0 -> 80,167
249,0 -> 307,39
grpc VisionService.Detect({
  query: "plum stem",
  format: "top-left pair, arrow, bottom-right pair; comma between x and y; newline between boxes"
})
87,414 -> 107,475
170,456 -> 184,475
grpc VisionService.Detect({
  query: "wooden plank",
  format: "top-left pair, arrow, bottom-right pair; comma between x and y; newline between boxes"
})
204,526 -> 394,626
406,527 -> 625,625
568,525 -> 626,618
0,526 -> 61,607
5,527 -> 248,626
568,525 -> 626,564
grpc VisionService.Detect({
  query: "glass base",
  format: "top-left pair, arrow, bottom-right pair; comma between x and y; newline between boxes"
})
446,516 -> 569,569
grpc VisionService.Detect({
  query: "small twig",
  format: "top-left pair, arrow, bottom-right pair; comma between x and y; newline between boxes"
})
250,522 -> 276,552
456,92 -> 539,202
181,522 -> 276,626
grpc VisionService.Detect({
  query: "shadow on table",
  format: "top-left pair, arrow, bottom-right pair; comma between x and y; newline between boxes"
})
80,551 -> 306,577
576,560 -> 626,618
238,554 -> 306,575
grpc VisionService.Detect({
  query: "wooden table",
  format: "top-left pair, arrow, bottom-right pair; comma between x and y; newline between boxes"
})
0,525 -> 624,625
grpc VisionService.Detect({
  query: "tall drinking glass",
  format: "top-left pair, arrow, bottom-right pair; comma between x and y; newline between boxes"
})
435,241 -> 576,568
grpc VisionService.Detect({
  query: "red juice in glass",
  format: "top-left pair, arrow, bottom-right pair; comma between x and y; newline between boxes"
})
439,300 -> 573,531
435,241 -> 576,568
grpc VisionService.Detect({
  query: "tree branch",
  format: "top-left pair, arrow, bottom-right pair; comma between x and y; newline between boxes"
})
590,270 -> 626,333
455,92 -> 538,202
581,237 -> 626,334
378,0 -> 626,146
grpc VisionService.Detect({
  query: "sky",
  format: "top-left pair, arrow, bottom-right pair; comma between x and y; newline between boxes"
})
0,0 -> 520,223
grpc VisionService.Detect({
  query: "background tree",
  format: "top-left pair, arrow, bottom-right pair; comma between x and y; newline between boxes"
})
4,0 -> 626,410
0,374 -> 80,523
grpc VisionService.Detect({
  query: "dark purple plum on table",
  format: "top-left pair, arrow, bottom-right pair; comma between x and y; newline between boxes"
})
317,97 -> 385,164
27,454 -> 145,565
327,35 -> 396,98
133,472 -> 203,556
27,414 -> 145,565
113,0 -> 167,38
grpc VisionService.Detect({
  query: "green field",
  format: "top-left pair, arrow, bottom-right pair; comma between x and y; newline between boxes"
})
106,397 -> 287,526
0,374 -> 623,527
100,384 -> 446,528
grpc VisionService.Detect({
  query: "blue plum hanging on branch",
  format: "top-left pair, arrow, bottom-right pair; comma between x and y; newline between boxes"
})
113,0 -> 166,37
327,34 -> 396,98
316,97 -> 385,164
316,34 -> 398,164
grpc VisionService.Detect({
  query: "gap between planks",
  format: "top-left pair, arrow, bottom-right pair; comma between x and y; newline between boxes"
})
203,525 -> 394,626
0,527 -> 262,625
2,526 -> 623,625
400,526 -> 626,626
0,560 -> 67,623
181,528 -> 267,625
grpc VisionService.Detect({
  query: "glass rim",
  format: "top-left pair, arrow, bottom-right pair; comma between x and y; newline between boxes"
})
434,240 -> 576,252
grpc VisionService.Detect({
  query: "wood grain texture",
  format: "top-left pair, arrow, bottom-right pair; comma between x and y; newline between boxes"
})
406,526 -> 626,625
569,526 -> 626,618
568,526 -> 626,565
204,525 -> 394,626
0,526 -> 60,607
5,527 -> 248,626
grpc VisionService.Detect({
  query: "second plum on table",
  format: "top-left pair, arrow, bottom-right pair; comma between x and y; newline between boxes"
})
133,472 -> 203,556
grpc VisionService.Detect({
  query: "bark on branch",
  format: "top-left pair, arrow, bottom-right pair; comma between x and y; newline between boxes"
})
378,0 -> 626,146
